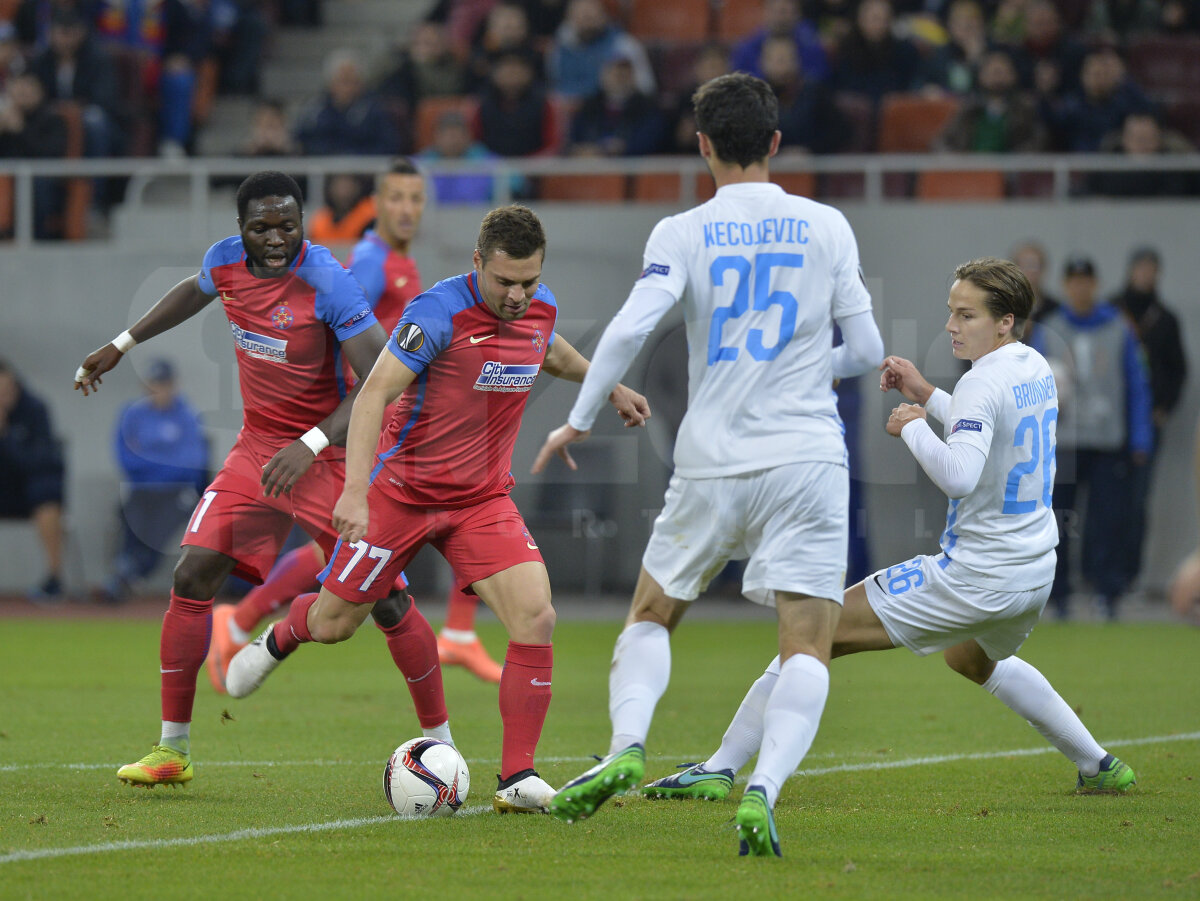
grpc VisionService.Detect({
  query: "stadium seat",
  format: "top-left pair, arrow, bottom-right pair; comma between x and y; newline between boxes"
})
715,0 -> 763,43
538,174 -> 627,202
772,171 -> 816,196
414,96 -> 480,153
650,42 -> 706,98
915,170 -> 1006,201
876,93 -> 960,153
632,173 -> 681,202
1126,36 -> 1200,103
628,0 -> 711,42
834,91 -> 876,153
0,176 -> 12,240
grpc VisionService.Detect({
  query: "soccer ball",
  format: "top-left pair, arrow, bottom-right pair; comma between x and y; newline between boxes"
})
383,738 -> 470,817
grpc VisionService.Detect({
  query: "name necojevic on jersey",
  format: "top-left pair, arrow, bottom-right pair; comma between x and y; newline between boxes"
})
703,217 -> 810,248
1012,374 -> 1056,410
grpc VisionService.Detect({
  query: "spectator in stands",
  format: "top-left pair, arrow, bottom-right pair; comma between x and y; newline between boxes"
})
29,8 -> 121,159
1009,239 -> 1062,334
478,50 -> 556,156
759,35 -> 847,154
241,98 -> 298,157
547,0 -> 654,99
419,108 -> 498,204
295,50 -> 401,156
1031,255 -> 1154,620
923,0 -> 990,96
1050,46 -> 1153,152
511,0 -> 567,42
307,173 -> 376,245
0,72 -> 68,239
1161,0 -> 1200,33
378,21 -> 467,117
567,51 -> 665,157
467,2 -> 543,91
805,0 -> 856,51
937,49 -> 1047,152
0,358 -> 66,602
424,0 -> 501,57
831,0 -> 924,104
730,0 -> 830,84
0,22 -> 27,92
99,359 -> 208,605
664,42 -> 729,155
211,0 -> 268,96
1083,0 -> 1162,42
1014,0 -> 1088,100
1109,247 -> 1188,600
1087,112 -> 1196,196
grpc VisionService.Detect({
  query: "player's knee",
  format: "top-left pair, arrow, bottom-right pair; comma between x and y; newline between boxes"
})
372,592 -> 411,629
944,648 -> 992,684
513,599 -> 554,643
310,614 -> 357,644
171,556 -> 221,601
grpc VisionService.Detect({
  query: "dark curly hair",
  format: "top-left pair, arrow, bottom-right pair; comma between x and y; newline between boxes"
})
236,171 -> 304,221
693,74 -> 779,169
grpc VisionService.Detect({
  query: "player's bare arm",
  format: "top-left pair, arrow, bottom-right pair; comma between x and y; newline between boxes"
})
74,276 -> 215,396
543,334 -> 651,426
332,350 -> 419,543
879,355 -> 935,404
259,322 -> 390,498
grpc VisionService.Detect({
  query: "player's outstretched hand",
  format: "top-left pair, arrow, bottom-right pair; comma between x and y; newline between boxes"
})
261,440 -> 317,498
886,403 -> 926,437
332,489 -> 369,544
609,383 -> 651,428
73,344 -> 125,396
879,355 -> 934,404
531,423 -> 589,474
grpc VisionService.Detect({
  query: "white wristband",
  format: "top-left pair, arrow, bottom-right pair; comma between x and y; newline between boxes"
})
299,426 -> 330,456
112,330 -> 137,354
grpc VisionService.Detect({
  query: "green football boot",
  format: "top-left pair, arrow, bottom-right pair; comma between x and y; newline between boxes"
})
735,785 -> 781,857
549,744 -> 645,823
642,763 -> 734,801
1076,754 -> 1135,793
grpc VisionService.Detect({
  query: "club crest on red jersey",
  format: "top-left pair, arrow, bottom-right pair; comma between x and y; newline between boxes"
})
531,327 -> 545,353
271,305 -> 294,329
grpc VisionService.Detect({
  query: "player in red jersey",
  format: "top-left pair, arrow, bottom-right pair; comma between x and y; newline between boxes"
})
74,171 -> 450,788
225,205 -> 651,813
207,159 -> 505,690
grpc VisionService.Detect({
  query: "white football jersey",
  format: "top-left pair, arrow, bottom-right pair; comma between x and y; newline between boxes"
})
937,342 -> 1059,590
633,182 -> 872,478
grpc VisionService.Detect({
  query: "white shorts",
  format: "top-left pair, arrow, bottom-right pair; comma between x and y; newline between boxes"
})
864,553 -> 1050,660
643,461 -> 848,607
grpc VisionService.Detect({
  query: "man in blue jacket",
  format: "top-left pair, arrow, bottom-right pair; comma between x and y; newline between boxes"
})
100,359 -> 209,603
1032,255 -> 1153,620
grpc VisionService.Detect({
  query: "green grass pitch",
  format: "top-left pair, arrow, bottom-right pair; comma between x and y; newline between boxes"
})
1,613 -> 1197,899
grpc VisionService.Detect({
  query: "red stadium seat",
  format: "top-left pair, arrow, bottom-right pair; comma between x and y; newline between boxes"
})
628,0 -> 712,42
632,173 -> 681,202
414,96 -> 480,153
715,0 -> 763,43
539,174 -> 628,202
876,93 -> 960,153
915,170 -> 1006,201
772,171 -> 816,196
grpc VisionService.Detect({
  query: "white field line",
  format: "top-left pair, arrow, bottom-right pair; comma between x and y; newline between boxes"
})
2,730 -> 1196,866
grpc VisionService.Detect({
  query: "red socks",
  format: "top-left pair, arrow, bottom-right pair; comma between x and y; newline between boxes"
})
376,600 -> 448,729
498,642 -> 553,779
443,587 -> 478,632
160,592 -> 213,723
270,592 -> 317,657
234,543 -> 323,633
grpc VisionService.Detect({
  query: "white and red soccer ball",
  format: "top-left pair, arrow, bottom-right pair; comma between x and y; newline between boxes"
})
383,738 -> 470,817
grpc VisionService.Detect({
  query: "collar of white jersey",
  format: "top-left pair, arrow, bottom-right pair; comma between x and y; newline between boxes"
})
713,181 -> 786,197
973,341 -> 1026,368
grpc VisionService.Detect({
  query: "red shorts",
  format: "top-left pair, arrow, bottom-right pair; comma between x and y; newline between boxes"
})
320,492 -> 544,605
181,432 -> 344,584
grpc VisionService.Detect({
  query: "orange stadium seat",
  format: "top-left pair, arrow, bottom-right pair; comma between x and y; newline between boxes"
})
772,171 -> 816,197
716,0 -> 764,42
628,0 -> 712,42
0,176 -> 13,239
915,170 -> 1006,201
414,96 -> 480,153
539,174 -> 627,202
876,93 -> 960,153
632,173 -> 681,202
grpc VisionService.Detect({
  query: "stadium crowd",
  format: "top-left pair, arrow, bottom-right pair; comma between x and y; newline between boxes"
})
2,0 -> 1200,235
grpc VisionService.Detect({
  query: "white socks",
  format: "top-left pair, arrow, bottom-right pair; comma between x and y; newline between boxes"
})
423,720 -> 455,747
608,621 -> 671,755
160,720 -> 190,754
747,653 -> 830,808
983,656 -> 1106,776
228,617 -> 251,645
705,656 -> 781,774
440,628 -> 477,644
